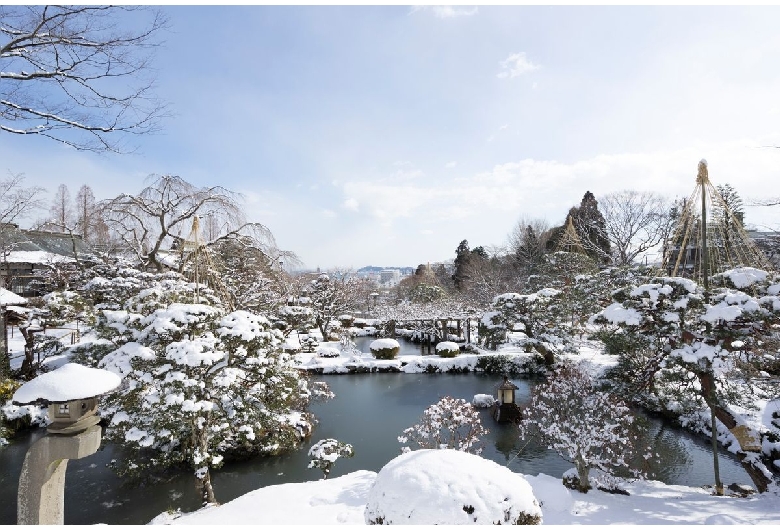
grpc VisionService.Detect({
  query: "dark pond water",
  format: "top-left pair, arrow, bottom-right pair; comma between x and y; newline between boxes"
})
0,372 -> 752,525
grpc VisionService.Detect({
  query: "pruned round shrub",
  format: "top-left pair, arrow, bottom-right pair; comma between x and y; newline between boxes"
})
370,338 -> 400,360
364,449 -> 542,525
436,341 -> 460,358
316,346 -> 341,358
471,394 -> 496,408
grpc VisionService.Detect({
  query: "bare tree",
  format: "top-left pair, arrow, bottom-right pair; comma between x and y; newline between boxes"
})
75,184 -> 97,242
1,5 -> 167,152
49,183 -> 73,230
598,190 -> 672,266
0,173 -> 45,267
100,174 -> 284,273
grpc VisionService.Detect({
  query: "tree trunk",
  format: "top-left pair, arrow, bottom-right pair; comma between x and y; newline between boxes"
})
575,456 -> 591,492
698,371 -> 772,492
19,326 -> 37,379
196,468 -> 218,506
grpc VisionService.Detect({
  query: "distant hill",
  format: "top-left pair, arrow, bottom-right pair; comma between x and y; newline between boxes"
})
357,265 -> 414,275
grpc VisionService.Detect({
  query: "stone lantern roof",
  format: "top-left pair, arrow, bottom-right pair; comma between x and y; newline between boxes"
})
496,375 -> 519,392
13,363 -> 121,434
12,363 -> 121,405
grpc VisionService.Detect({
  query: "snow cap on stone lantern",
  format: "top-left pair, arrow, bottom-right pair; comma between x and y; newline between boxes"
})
13,363 -> 121,434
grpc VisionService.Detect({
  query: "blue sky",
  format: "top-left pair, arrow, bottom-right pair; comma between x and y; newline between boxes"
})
3,5 -> 780,269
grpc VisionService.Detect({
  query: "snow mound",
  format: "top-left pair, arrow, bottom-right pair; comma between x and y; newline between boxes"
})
472,394 -> 496,408
436,341 -> 460,352
364,449 -> 542,525
704,514 -> 745,524
370,338 -> 400,350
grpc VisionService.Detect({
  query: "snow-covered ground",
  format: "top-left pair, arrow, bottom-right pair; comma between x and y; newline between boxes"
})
151,457 -> 780,525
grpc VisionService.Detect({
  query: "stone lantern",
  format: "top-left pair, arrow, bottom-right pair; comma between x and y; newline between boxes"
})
12,363 -> 121,525
492,375 -> 521,423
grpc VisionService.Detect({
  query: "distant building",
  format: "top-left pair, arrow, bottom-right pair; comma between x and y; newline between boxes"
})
379,269 -> 401,285
0,225 -> 93,296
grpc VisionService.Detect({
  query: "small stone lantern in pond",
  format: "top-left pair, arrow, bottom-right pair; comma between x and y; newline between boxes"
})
492,375 -> 521,423
12,363 -> 121,525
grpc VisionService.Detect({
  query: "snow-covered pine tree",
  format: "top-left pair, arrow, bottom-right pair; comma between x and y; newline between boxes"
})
82,271 -> 314,505
590,268 -> 780,492
307,438 -> 354,479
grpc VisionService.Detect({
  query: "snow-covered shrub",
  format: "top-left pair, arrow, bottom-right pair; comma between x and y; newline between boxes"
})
398,396 -> 488,455
370,338 -> 400,360
87,275 -> 315,505
299,335 -> 319,353
307,438 -> 354,479
436,341 -> 460,358
316,346 -> 341,358
474,354 -> 546,376
364,449 -> 542,525
275,305 -> 314,337
520,361 -> 652,493
472,394 -> 496,408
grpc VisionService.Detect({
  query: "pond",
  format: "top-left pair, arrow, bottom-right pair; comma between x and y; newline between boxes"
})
0,372 -> 752,525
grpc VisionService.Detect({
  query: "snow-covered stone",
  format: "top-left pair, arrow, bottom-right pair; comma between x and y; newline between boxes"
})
364,449 -> 542,525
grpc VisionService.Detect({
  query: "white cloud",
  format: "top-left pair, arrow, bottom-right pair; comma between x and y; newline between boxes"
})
322,209 -> 337,218
444,161 -> 457,169
499,124 -> 509,131
410,6 -> 479,19
497,52 -> 540,79
343,197 -> 360,211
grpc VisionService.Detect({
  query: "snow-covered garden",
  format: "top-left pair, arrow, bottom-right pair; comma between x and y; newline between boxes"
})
1,175 -> 779,525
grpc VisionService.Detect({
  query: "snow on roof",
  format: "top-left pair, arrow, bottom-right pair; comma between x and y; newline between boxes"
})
364,449 -> 542,525
6,250 -> 72,264
12,363 -> 121,404
0,288 -> 27,305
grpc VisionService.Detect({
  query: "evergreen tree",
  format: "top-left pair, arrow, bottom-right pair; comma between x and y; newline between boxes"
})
452,239 -> 472,290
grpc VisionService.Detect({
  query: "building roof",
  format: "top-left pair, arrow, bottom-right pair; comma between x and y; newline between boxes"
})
3,229 -> 93,263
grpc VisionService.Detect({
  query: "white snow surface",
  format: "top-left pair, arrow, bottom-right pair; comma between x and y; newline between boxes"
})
472,393 -> 496,407
363,449 -> 542,525
596,302 -> 641,326
150,459 -> 780,526
12,363 -> 121,404
0,287 -> 27,305
435,340 -> 460,352
369,338 -> 399,350
721,267 -> 768,288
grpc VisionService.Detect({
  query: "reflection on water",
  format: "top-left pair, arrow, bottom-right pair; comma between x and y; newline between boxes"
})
0,372 -> 751,525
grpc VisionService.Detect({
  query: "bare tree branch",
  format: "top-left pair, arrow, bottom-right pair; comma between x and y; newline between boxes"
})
0,5 -> 168,153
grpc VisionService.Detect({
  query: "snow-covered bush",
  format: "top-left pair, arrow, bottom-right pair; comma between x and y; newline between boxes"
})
370,338 -> 400,360
398,396 -> 488,455
471,394 -> 496,408
83,274 -> 315,505
436,341 -> 460,358
316,346 -> 341,358
474,353 -> 546,376
520,361 -> 652,493
307,438 -> 354,479
364,449 -> 542,525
